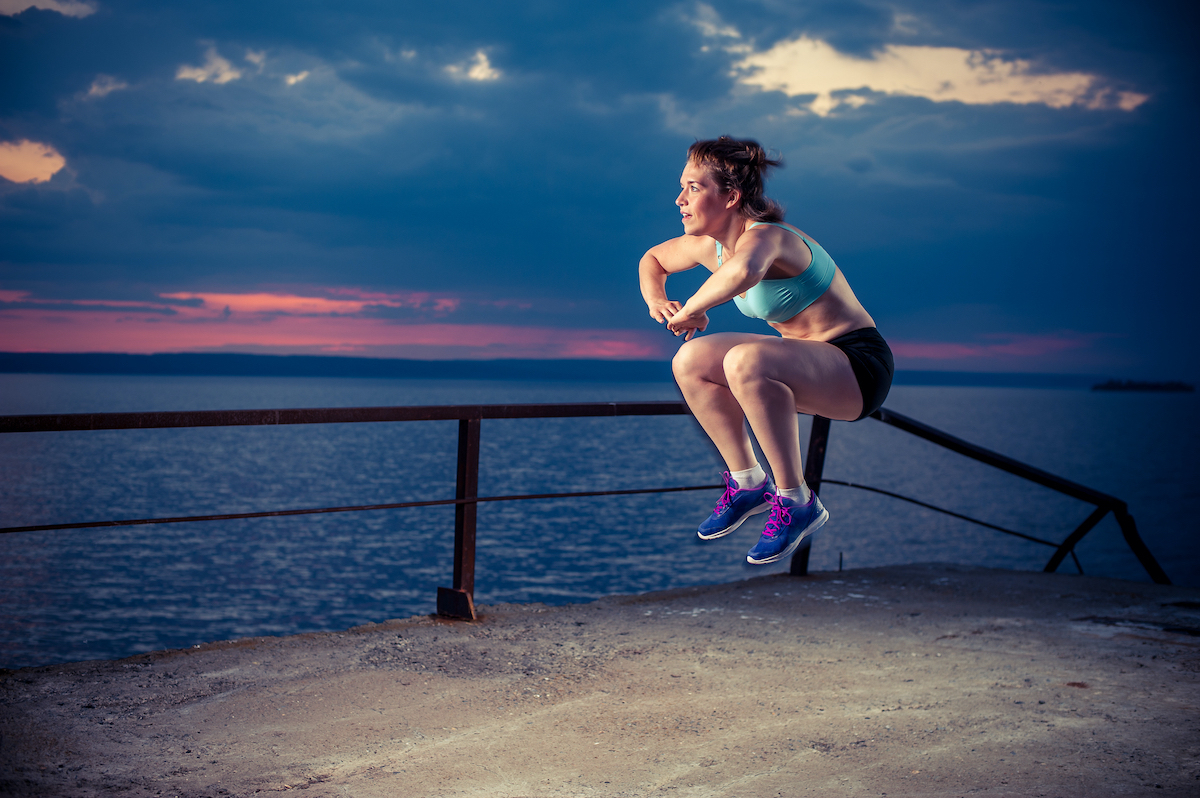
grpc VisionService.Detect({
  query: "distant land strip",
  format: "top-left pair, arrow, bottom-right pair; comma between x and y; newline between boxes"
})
0,352 -> 1107,388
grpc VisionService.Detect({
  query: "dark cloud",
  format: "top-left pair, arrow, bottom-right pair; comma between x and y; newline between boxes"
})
1,0 -> 1197,375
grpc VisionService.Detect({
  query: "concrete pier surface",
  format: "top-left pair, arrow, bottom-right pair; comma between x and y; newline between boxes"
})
2,563 -> 1199,797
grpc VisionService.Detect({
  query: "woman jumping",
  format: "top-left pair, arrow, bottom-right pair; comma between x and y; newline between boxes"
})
639,136 -> 893,565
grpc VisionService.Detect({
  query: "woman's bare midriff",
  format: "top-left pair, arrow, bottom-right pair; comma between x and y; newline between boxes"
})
769,267 -> 875,343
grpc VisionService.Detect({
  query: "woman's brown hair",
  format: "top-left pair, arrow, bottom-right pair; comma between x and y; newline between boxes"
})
687,136 -> 784,222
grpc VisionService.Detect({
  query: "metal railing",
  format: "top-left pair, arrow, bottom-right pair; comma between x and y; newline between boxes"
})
0,402 -> 1170,620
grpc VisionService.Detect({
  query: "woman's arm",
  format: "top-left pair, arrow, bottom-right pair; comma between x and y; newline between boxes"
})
639,236 -> 708,323
666,229 -> 782,338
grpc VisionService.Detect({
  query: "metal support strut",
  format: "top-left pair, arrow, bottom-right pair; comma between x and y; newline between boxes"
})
437,416 -> 480,619
790,415 -> 830,576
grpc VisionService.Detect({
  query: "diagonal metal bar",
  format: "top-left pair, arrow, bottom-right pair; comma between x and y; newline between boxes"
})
1070,550 -> 1084,575
1044,506 -> 1109,574
870,408 -> 1119,508
868,409 -> 1170,585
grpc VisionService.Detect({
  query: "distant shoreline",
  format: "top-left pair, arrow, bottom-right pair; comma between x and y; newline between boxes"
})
1091,378 -> 1195,393
0,351 -> 1136,389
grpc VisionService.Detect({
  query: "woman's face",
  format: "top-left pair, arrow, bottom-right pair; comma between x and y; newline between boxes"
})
677,160 -> 737,235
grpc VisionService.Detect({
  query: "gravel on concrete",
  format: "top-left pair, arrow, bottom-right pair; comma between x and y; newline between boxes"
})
2,563 -> 1199,797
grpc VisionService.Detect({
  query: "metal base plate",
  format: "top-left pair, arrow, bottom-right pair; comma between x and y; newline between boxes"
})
436,587 -> 476,620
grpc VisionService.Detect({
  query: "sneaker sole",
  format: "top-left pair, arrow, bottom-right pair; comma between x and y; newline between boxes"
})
696,502 -> 771,540
745,506 -> 829,564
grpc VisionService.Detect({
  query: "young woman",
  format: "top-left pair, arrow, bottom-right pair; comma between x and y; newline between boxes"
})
639,136 -> 893,564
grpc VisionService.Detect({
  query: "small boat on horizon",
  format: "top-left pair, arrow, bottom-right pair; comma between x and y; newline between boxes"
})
1091,379 -> 1195,392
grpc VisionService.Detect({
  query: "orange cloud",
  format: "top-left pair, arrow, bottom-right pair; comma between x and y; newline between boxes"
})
717,22 -> 1150,116
0,140 -> 66,184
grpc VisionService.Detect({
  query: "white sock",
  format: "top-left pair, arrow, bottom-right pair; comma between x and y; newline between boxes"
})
729,464 -> 767,490
777,484 -> 812,504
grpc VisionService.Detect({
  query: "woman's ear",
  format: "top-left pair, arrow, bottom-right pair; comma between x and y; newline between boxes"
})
724,189 -> 741,210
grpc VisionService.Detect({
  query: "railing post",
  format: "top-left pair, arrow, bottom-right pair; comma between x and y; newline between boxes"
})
791,415 -> 830,576
437,416 -> 480,619
1112,505 -> 1172,585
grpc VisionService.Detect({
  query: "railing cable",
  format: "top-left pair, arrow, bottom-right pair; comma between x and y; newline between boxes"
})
820,479 -> 1057,547
0,483 -> 723,535
4,475 -> 1069,558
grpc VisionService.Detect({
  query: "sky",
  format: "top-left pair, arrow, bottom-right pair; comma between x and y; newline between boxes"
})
1,0 -> 1197,377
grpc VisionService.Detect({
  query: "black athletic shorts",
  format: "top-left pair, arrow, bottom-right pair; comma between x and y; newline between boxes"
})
828,327 -> 893,421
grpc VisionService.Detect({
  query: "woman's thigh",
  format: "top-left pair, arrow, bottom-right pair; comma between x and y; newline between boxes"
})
723,337 -> 862,421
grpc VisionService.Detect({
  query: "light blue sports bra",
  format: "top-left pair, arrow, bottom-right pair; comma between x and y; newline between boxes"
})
717,221 -> 836,323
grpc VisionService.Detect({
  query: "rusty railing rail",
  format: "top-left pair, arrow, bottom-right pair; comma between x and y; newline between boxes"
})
0,401 -> 1170,620
865,408 -> 1169,585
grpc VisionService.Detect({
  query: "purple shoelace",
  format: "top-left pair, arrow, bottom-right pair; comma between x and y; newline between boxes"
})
761,495 -> 790,539
713,472 -> 739,513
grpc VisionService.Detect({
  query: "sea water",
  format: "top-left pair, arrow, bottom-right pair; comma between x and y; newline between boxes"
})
1,372 -> 1197,668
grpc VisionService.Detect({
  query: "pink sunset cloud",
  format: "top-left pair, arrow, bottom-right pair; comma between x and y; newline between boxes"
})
159,289 -> 462,317
0,288 -> 669,359
890,331 -> 1113,366
2,288 -> 1113,366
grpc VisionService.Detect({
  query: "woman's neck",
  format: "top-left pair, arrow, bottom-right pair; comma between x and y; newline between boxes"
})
712,215 -> 750,255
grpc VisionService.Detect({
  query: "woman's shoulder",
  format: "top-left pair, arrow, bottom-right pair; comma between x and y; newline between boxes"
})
748,219 -> 823,249
748,219 -> 803,236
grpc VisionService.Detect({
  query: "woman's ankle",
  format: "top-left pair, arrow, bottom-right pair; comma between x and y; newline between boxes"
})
776,483 -> 812,504
729,463 -> 767,489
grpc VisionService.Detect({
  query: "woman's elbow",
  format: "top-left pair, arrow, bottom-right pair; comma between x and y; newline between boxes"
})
639,252 -> 667,276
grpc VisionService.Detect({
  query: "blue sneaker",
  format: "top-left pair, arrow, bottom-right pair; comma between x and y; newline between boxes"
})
697,471 -> 775,540
746,492 -> 829,565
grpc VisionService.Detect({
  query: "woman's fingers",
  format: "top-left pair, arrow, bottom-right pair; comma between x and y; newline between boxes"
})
652,300 -> 684,324
665,307 -> 708,340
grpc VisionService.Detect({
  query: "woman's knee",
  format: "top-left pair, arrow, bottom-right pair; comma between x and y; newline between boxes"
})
721,343 -> 770,389
672,338 -> 721,382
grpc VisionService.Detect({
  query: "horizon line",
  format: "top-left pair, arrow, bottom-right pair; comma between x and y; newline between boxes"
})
0,351 -> 1142,387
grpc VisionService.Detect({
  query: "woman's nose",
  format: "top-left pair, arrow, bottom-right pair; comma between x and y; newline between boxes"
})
675,190 -> 686,206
